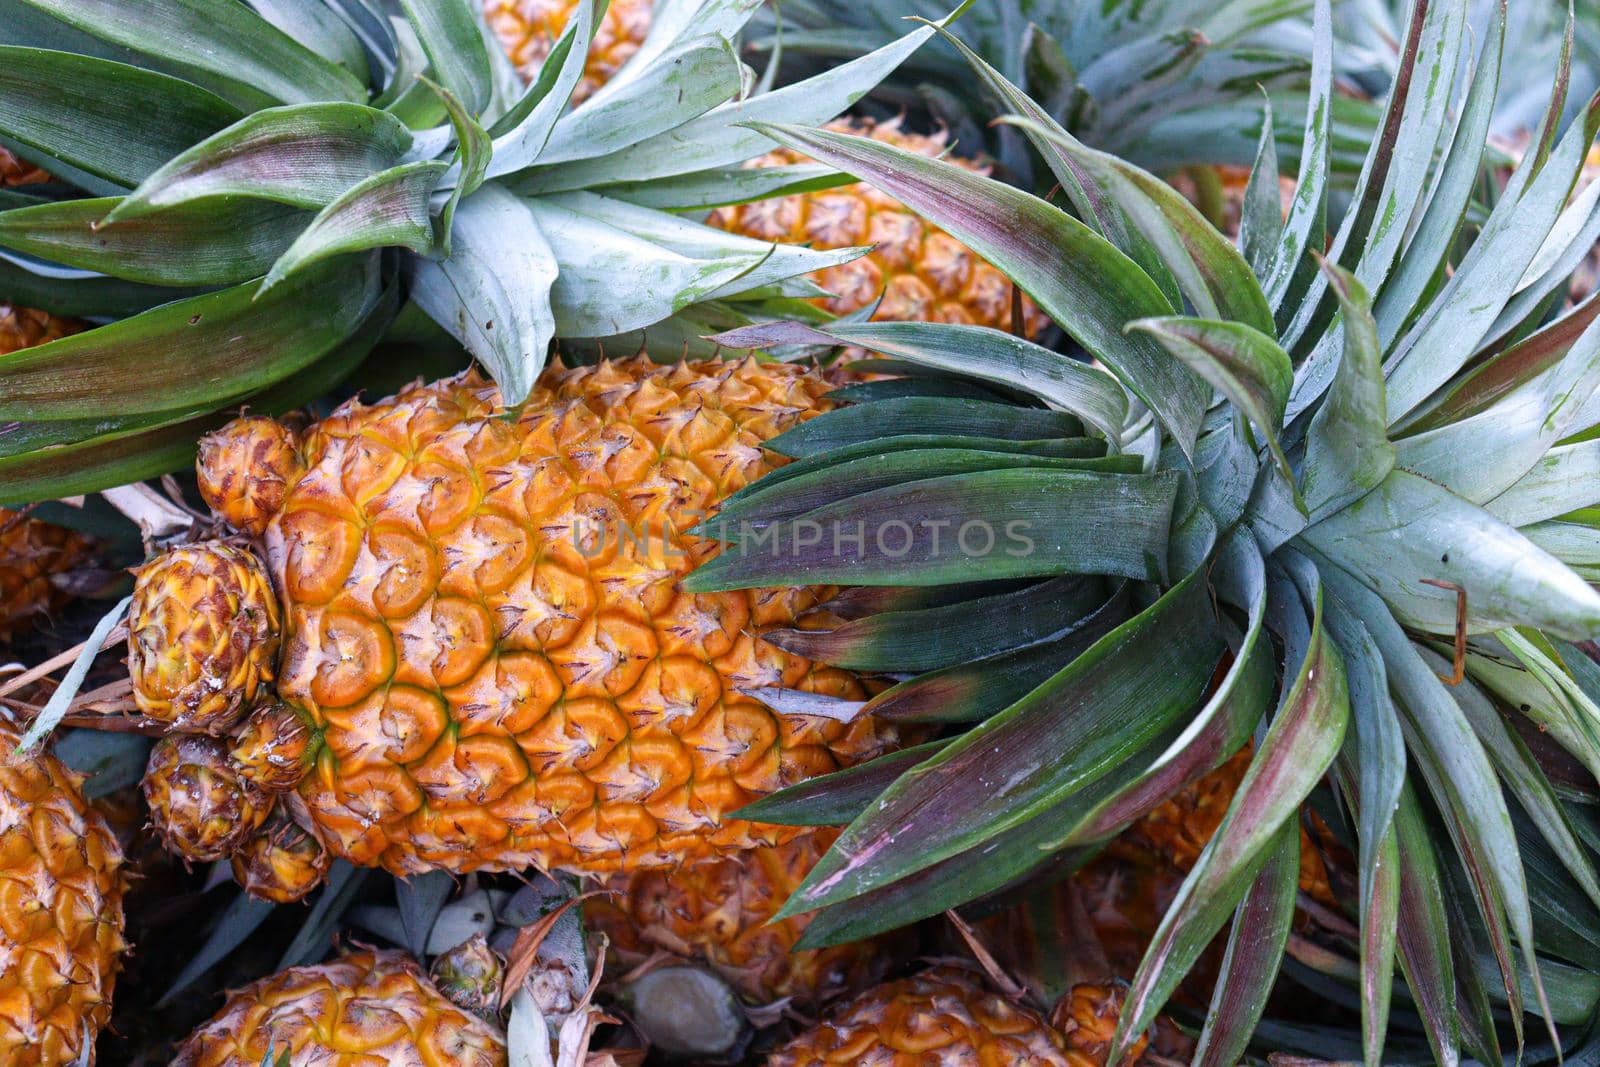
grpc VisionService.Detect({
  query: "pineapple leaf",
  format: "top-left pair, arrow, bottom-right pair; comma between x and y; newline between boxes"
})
712,319 -> 1130,443
0,45 -> 242,192
1262,0 -> 1332,316
533,35 -> 744,165
1128,316 -> 1297,494
732,120 -> 1211,458
525,20 -> 937,189
1393,781 -> 1462,1066
1301,260 -> 1393,522
592,162 -> 847,211
0,196 -> 312,286
730,739 -> 951,827
484,0 -> 599,171
761,575 -> 1108,673
407,185 -> 556,406
764,398 -> 1083,458
1111,557 -> 1349,1065
157,891 -> 276,1007
103,102 -> 416,222
246,0 -> 369,79
259,160 -> 447,293
776,567 -> 1222,919
15,0 -> 367,109
422,75 -> 491,252
395,0 -> 492,117
1192,821 -> 1299,1067
0,254 -> 384,420
1239,94 -> 1284,281
1490,439 -> 1600,528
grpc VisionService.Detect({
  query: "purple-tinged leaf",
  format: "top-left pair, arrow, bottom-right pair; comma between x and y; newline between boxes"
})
764,397 -> 1084,458
1393,781 -> 1461,1067
1192,821 -> 1299,1067
731,740 -> 950,827
775,566 -> 1224,918
685,468 -> 1179,590
1109,561 -> 1349,1065
738,121 -> 1209,458
763,575 -> 1106,673
104,103 -> 415,222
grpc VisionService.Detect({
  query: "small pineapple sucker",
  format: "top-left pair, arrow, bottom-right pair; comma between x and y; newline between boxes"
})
197,416 -> 307,539
768,966 -> 1072,1065
708,117 -> 1051,339
229,701 -> 315,793
1049,982 -> 1195,1067
142,734 -> 274,863
431,934 -> 505,1024
185,360 -> 904,878
584,829 -> 902,1006
170,950 -> 506,1067
229,808 -> 329,904
127,542 -> 281,734
0,718 -> 126,1067
484,0 -> 652,102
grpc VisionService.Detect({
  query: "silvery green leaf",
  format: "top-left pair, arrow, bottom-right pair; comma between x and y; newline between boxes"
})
396,0 -> 492,117
1488,441 -> 1600,528
53,729 -> 150,799
1384,94 -> 1600,418
260,160 -> 445,293
1395,310 -> 1600,503
507,988 -> 554,1067
1484,173 -> 1600,351
528,22 -> 937,190
533,35 -> 744,165
396,871 -> 454,958
1239,95 -> 1283,281
407,184 -> 556,405
16,0 -> 367,108
592,162 -> 844,210
1301,260 -> 1393,522
590,0 -> 761,97
15,596 -> 129,751
525,193 -> 762,339
422,76 -> 491,250
1466,638 -> 1600,782
1301,468 -> 1600,639
1433,646 -> 1600,912
1262,0 -> 1332,314
426,888 -> 498,953
1522,519 -> 1600,580
105,103 -> 416,221
248,0 -> 369,78
487,0 -> 598,175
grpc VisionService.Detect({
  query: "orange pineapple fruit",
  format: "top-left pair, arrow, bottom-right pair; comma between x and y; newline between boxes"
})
170,950 -> 505,1067
767,967 -> 1071,1065
229,810 -> 329,904
169,357 -> 899,878
584,828 -> 898,1005
709,117 -> 1051,338
0,718 -> 126,1066
142,734 -> 274,864
484,0 -> 653,104
0,146 -> 46,188
128,542 -> 282,734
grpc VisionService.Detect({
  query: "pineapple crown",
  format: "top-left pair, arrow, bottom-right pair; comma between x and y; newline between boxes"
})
0,0 -> 937,504
752,0 -> 1385,186
688,1 -> 1600,1062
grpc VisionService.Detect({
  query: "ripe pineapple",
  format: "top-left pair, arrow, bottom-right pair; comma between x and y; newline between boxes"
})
584,829 -> 897,1005
147,357 -> 900,880
484,0 -> 652,103
1050,983 -> 1194,1066
709,118 -> 1050,338
768,967 -> 1068,1064
0,718 -> 125,1067
229,810 -> 329,904
169,950 -> 505,1067
142,734 -> 273,864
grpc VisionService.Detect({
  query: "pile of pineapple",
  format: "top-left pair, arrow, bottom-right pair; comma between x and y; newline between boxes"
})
3,0 -> 1600,1063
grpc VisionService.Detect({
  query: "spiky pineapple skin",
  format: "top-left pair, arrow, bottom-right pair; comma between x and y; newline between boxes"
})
142,734 -> 273,864
709,118 -> 1049,338
229,810 -> 328,904
584,828 -> 896,1005
209,357 -> 899,877
1049,983 -> 1193,1066
170,950 -> 505,1067
485,0 -> 652,103
128,543 -> 282,734
769,966 -> 1069,1065
0,720 -> 125,1067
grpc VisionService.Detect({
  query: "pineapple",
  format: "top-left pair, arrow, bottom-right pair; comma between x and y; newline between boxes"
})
683,2 -> 1600,1059
229,809 -> 329,904
0,718 -> 125,1066
709,118 -> 1050,338
484,0 -> 652,103
137,356 -> 903,881
583,828 -> 897,1005
767,967 -> 1070,1065
0,145 -> 45,188
127,542 -> 281,734
142,734 -> 273,864
169,950 -> 505,1067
